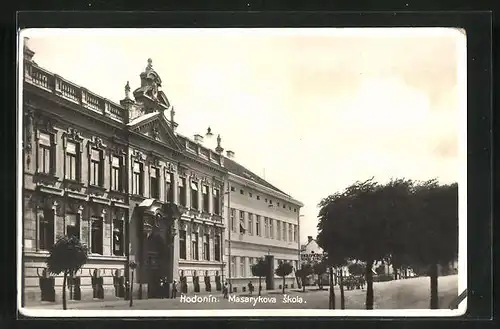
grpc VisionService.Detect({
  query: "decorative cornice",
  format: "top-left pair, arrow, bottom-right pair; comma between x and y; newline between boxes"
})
131,149 -> 146,162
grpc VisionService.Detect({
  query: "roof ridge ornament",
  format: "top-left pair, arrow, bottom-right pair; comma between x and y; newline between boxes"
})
125,81 -> 131,99
215,134 -> 224,154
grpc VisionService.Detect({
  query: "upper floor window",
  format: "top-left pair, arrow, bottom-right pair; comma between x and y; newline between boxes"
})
165,172 -> 174,203
255,215 -> 261,236
39,208 -> 55,251
38,132 -> 54,175
249,192 -> 253,198
111,156 -> 123,192
294,208 -> 297,213
283,204 -> 286,209
239,210 -> 245,234
240,189 -> 244,195
113,217 -> 124,256
213,188 -> 220,215
132,161 -> 143,195
90,148 -> 103,186
256,195 -> 260,200
270,219 -> 274,239
264,217 -> 269,238
230,186 -> 235,192
276,221 -> 281,240
247,213 -> 253,235
214,234 -> 221,261
190,181 -> 199,209
150,167 -> 160,199
282,222 -> 287,241
192,232 -> 199,260
66,213 -> 80,240
65,141 -> 79,181
178,177 -> 187,206
179,229 -> 187,259
230,208 -> 236,232
203,233 -> 210,261
202,185 -> 209,213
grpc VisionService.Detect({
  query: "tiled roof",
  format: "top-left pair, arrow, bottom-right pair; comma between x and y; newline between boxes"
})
223,157 -> 289,196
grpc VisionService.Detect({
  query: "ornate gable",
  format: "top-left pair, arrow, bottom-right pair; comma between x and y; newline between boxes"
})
129,113 -> 184,151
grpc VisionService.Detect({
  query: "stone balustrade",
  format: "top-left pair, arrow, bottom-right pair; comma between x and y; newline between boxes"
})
24,61 -> 126,123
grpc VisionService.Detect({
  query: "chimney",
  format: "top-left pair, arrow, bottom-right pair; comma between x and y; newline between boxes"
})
194,134 -> 204,144
307,236 -> 313,243
226,150 -> 235,159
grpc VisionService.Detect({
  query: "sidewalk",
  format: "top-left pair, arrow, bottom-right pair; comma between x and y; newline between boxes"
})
24,287 -> 323,310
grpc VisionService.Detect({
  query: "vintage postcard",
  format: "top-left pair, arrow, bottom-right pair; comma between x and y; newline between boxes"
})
17,28 -> 467,317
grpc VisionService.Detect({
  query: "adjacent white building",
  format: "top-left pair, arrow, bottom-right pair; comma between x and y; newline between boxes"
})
223,153 -> 303,292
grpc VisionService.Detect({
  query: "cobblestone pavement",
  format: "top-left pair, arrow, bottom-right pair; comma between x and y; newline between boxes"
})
23,275 -> 458,311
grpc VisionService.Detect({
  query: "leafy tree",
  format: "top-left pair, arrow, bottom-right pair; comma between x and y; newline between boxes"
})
348,262 -> 366,276
46,235 -> 88,310
275,262 -> 293,294
408,181 -> 458,309
318,178 -> 415,309
295,263 -> 313,292
313,261 -> 327,290
251,258 -> 268,296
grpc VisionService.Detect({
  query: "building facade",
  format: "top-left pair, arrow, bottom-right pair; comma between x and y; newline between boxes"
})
21,40 -> 303,304
21,43 -> 227,304
224,160 -> 303,292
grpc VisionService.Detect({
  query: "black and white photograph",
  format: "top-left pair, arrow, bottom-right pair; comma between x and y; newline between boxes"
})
17,28 -> 466,317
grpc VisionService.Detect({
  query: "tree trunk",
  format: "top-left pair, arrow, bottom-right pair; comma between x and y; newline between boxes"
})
62,270 -> 68,310
129,270 -> 134,308
282,276 -> 285,294
258,277 -> 262,296
302,276 -> 306,292
393,268 -> 398,280
365,260 -> 374,310
339,268 -> 345,310
429,263 -> 439,309
329,267 -> 335,309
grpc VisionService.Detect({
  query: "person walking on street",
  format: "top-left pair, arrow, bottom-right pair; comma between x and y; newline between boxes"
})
248,281 -> 254,296
223,281 -> 229,299
171,280 -> 178,299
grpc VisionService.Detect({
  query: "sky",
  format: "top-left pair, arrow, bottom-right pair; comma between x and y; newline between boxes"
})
21,28 -> 466,243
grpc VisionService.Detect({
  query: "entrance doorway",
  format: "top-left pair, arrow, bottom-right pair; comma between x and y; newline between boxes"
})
145,233 -> 169,298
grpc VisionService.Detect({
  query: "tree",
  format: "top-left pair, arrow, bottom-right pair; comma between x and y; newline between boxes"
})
296,263 -> 313,292
251,258 -> 268,296
46,235 -> 88,310
313,261 -> 327,290
275,262 -> 293,294
407,181 -> 458,309
348,262 -> 366,276
318,178 -> 415,310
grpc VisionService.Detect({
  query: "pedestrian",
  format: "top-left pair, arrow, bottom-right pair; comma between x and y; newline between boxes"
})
248,281 -> 254,295
171,280 -> 178,299
223,281 -> 228,299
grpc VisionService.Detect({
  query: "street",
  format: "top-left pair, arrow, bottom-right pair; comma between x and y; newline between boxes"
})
25,275 -> 458,310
